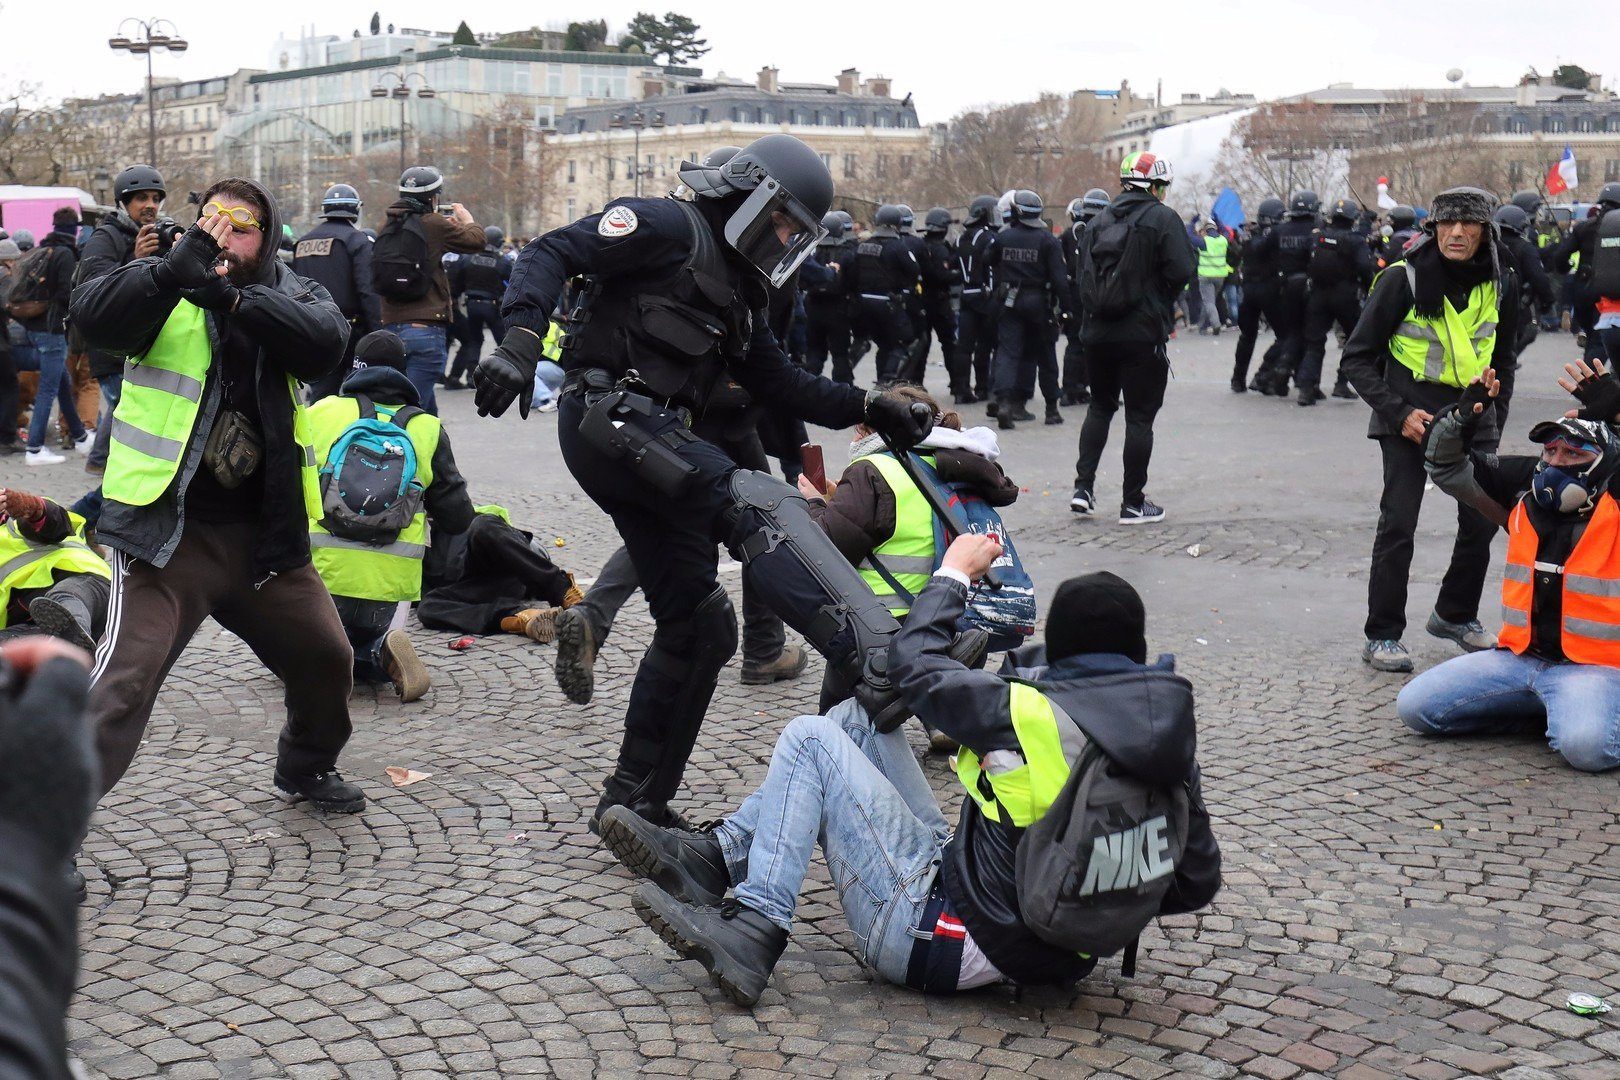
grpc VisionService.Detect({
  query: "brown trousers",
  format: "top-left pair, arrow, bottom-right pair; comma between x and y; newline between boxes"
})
88,521 -> 354,796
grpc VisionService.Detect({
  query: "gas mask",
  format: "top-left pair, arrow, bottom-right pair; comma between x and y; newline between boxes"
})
1531,463 -> 1599,514
1527,420 -> 1618,515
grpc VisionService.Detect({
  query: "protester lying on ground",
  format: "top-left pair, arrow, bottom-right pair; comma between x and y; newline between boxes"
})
0,635 -> 95,1080
1403,359 -> 1620,771
0,489 -> 110,650
306,330 -> 476,703
600,533 -> 1220,1007
416,506 -> 582,642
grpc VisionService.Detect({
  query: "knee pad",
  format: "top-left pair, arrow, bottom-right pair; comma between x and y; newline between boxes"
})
646,585 -> 738,688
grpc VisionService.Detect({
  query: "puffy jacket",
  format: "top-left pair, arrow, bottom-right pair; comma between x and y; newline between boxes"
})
69,178 -> 350,576
890,577 -> 1222,986
1078,189 -> 1196,347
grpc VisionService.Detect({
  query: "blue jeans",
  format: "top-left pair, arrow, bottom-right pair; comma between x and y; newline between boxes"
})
88,372 -> 122,467
714,699 -> 948,985
1223,282 -> 1242,324
25,331 -> 84,450
383,323 -> 448,416
531,359 -> 566,408
1397,648 -> 1620,772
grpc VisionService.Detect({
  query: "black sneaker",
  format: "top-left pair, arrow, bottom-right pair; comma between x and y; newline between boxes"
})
633,887 -> 788,1008
274,769 -> 367,813
553,607 -> 599,705
1119,499 -> 1166,526
1070,486 -> 1095,515
600,805 -> 730,905
27,594 -> 96,650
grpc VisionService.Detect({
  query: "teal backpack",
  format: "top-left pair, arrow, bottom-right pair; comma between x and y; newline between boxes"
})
319,395 -> 426,544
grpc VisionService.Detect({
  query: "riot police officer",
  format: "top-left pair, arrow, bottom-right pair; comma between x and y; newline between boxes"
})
1060,189 -> 1110,404
989,189 -> 1072,429
802,212 -> 852,381
1379,205 -> 1420,267
1248,189 -> 1322,395
1548,181 -> 1620,358
446,225 -> 514,388
294,183 -> 382,400
845,204 -> 918,386
954,194 -> 999,403
904,206 -> 961,389
1295,197 -> 1375,405
1231,196 -> 1286,392
892,205 -> 931,383
473,134 -> 963,830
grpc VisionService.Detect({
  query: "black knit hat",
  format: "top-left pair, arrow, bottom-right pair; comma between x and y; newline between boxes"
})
354,330 -> 407,373
1045,571 -> 1148,665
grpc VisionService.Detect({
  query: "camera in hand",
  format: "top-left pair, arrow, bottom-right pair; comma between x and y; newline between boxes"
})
153,218 -> 186,254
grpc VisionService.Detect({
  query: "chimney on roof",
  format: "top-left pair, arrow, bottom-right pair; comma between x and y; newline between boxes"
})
864,76 -> 891,98
837,68 -> 860,95
757,66 -> 779,93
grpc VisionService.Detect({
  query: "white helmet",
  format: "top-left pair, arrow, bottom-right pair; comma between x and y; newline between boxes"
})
995,189 -> 1017,229
1120,151 -> 1174,189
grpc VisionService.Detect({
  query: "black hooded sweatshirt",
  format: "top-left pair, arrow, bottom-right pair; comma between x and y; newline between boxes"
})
69,178 -> 350,576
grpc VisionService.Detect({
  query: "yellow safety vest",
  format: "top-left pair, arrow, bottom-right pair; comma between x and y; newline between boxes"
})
853,452 -> 936,616
305,397 -> 441,602
1385,261 -> 1498,388
1196,235 -> 1229,279
0,512 -> 111,629
955,683 -> 1084,828
103,300 -> 321,517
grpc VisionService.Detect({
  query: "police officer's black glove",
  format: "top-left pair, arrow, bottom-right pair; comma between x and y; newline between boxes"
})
0,643 -> 95,863
474,327 -> 541,419
180,273 -> 241,314
864,390 -> 934,450
1571,367 -> 1620,424
154,223 -> 224,292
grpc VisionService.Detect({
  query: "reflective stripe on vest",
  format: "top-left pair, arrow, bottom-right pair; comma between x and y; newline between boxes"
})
306,396 -> 440,603
853,452 -> 936,616
955,683 -> 1086,827
1196,235 -> 1229,279
1385,261 -> 1498,388
0,514 -> 112,630
103,302 -> 211,507
1499,495 -> 1620,663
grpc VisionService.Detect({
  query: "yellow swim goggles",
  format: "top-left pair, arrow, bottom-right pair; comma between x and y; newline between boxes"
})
204,201 -> 263,231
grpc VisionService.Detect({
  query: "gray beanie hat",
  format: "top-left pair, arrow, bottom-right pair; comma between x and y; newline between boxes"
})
0,239 -> 20,260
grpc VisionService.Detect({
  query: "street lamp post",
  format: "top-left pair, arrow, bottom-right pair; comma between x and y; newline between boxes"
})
609,109 -> 665,197
372,72 -> 437,178
1015,135 -> 1065,191
109,18 -> 189,164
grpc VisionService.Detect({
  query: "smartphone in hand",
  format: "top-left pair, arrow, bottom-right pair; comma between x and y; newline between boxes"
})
801,443 -> 826,492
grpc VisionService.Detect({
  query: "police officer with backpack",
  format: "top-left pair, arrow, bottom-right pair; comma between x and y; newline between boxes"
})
1061,189 -> 1111,405
990,190 -> 1071,430
1246,189 -> 1322,396
473,134 -> 972,832
903,207 -> 961,389
802,212 -> 853,382
1294,197 -> 1375,405
845,204 -> 918,386
1231,196 -> 1286,392
294,183 -> 382,401
955,195 -> 1000,404
445,225 -> 513,389
599,533 -> 1220,1007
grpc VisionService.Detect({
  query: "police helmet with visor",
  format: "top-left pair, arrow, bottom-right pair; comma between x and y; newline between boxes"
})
676,133 -> 832,287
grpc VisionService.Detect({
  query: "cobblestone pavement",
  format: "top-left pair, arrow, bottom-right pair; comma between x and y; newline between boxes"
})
13,328 -> 1620,1079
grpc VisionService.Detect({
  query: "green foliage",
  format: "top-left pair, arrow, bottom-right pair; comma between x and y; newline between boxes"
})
623,11 -> 710,65
1553,64 -> 1593,90
565,19 -> 609,53
452,21 -> 478,46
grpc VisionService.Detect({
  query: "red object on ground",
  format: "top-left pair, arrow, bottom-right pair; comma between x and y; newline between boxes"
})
448,636 -> 476,651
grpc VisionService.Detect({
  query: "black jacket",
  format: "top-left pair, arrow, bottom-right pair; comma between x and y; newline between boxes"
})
292,218 -> 382,330
1339,238 -> 1521,441
845,229 -> 918,298
20,231 -> 78,336
336,365 -> 476,536
70,178 -> 350,576
891,578 -> 1221,985
75,212 -> 144,377
991,222 -> 1072,320
957,224 -> 996,312
0,824 -> 75,1080
1078,190 -> 1195,346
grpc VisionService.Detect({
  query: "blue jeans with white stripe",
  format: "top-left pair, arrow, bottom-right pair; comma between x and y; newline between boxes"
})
713,698 -> 948,985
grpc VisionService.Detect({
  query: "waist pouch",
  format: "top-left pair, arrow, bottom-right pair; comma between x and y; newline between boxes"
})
203,408 -> 264,489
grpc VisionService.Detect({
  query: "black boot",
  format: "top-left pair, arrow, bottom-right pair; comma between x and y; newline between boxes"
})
274,768 -> 366,813
28,575 -> 105,651
996,395 -> 1016,430
553,606 -> 599,705
1331,377 -> 1358,400
634,886 -> 788,1008
1009,399 -> 1036,422
985,398 -> 999,418
1296,384 -> 1325,407
600,805 -> 730,904
1044,402 -> 1064,425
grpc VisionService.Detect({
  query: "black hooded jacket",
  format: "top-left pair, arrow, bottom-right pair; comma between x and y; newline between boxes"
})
891,578 -> 1222,986
70,177 -> 350,576
75,211 -> 144,377
1076,188 -> 1196,347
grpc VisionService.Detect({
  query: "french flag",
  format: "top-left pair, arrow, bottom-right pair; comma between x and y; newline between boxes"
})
1547,145 -> 1578,196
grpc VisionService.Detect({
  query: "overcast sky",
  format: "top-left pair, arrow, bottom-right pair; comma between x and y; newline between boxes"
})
2,0 -> 1599,123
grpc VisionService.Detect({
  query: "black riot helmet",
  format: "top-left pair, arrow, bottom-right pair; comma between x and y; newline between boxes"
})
702,145 -> 742,167
1078,188 -> 1111,223
834,210 -> 855,233
1388,204 -> 1417,231
484,225 -> 505,246
1599,182 -> 1620,209
923,207 -> 952,236
399,166 -> 444,211
896,204 -> 916,231
873,204 -> 904,231
675,133 -> 833,287
1329,198 -> 1358,226
1256,196 -> 1286,225
818,212 -> 846,244
320,183 -> 361,221
1492,204 -> 1530,238
965,194 -> 999,226
114,164 -> 166,205
1065,197 -> 1086,224
1510,190 -> 1544,216
1011,189 -> 1044,225
1287,190 -> 1320,218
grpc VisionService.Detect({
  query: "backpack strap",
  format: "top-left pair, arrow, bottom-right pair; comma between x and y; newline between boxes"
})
389,405 -> 426,430
1121,936 -> 1140,978
352,394 -> 376,420
864,555 -> 918,607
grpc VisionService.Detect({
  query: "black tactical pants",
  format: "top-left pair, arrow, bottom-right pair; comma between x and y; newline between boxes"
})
804,296 -> 853,383
1295,282 -> 1363,391
957,299 -> 996,397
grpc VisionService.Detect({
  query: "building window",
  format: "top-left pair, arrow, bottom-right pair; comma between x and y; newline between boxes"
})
1509,161 -> 1524,186
899,155 -> 913,176
565,198 -> 576,220
875,154 -> 889,178
1575,115 -> 1597,133
1607,159 -> 1620,182
567,160 -> 576,183
1505,116 -> 1529,134
842,153 -> 857,179
607,159 -> 616,181
1544,116 -> 1566,133
819,152 -> 831,171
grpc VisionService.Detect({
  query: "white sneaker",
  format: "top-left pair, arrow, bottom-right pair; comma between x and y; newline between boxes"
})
537,399 -> 559,413
73,430 -> 95,455
26,447 -> 66,466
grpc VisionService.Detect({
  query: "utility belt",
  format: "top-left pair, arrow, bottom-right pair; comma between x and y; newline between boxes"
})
903,872 -> 964,993
568,368 -> 702,498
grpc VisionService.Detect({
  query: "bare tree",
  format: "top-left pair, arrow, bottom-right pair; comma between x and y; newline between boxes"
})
914,93 -> 1110,216
1349,95 -> 1515,208
1208,102 -> 1351,212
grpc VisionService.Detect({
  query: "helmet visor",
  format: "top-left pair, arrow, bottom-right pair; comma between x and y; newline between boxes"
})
724,178 -> 828,287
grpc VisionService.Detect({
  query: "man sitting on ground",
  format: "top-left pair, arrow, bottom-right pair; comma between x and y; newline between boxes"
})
598,534 -> 1220,1006
0,488 -> 110,649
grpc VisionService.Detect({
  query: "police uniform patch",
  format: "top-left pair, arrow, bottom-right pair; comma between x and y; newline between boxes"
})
295,238 -> 334,258
598,206 -> 639,238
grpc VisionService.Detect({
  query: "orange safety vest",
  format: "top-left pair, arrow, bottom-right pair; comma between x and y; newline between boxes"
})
1500,494 -> 1620,664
